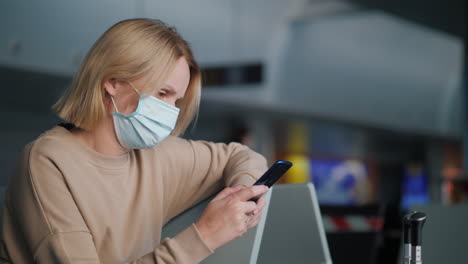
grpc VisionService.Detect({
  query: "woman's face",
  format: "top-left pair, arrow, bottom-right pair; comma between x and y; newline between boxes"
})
152,56 -> 191,107
105,56 -> 190,115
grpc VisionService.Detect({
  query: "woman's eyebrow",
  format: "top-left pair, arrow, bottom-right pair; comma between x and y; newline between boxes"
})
165,84 -> 184,99
163,84 -> 176,92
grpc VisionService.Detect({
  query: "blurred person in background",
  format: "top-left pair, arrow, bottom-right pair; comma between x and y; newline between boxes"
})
0,18 -> 269,263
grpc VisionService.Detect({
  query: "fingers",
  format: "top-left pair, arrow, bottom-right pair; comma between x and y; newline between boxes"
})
247,210 -> 263,229
233,185 -> 269,202
253,195 -> 267,215
212,185 -> 245,201
242,201 -> 257,214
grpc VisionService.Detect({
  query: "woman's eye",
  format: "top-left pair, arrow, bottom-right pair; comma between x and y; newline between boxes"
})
158,91 -> 166,97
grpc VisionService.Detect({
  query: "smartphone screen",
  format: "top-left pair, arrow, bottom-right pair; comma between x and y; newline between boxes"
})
249,160 -> 293,202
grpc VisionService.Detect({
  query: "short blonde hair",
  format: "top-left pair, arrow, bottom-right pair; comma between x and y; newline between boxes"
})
53,18 -> 201,136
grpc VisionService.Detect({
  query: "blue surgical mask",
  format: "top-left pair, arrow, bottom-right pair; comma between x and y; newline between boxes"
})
110,82 -> 180,149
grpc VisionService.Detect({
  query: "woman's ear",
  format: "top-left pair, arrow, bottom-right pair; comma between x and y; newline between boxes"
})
103,78 -> 118,96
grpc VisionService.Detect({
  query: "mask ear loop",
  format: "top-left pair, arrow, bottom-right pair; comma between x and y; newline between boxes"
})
110,81 -> 141,113
128,81 -> 142,96
110,96 -> 120,113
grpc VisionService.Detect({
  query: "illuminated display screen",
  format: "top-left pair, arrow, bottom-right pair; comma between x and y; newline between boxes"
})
311,159 -> 372,205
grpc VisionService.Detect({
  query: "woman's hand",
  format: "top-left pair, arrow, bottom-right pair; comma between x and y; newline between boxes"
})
195,185 -> 269,251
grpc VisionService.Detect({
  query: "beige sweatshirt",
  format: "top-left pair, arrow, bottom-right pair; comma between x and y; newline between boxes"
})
0,125 -> 267,263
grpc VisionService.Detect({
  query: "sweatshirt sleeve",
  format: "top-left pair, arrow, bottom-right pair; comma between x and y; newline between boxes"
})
164,138 -> 268,221
156,139 -> 268,262
2,142 -> 211,264
2,143 -> 102,263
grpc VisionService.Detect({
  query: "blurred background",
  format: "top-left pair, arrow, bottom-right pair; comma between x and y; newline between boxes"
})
0,0 -> 466,263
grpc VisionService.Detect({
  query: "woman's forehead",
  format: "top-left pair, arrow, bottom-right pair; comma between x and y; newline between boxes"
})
134,57 -> 190,96
165,57 -> 190,93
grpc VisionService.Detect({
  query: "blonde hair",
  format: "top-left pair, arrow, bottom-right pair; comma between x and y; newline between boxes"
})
53,18 -> 201,136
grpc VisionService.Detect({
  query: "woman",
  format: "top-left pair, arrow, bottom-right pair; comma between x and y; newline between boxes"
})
0,19 -> 269,263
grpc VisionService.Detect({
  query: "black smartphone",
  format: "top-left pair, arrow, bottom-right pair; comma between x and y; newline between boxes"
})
249,160 -> 293,203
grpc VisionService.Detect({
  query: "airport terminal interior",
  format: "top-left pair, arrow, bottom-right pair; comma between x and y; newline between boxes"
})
0,0 -> 466,263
